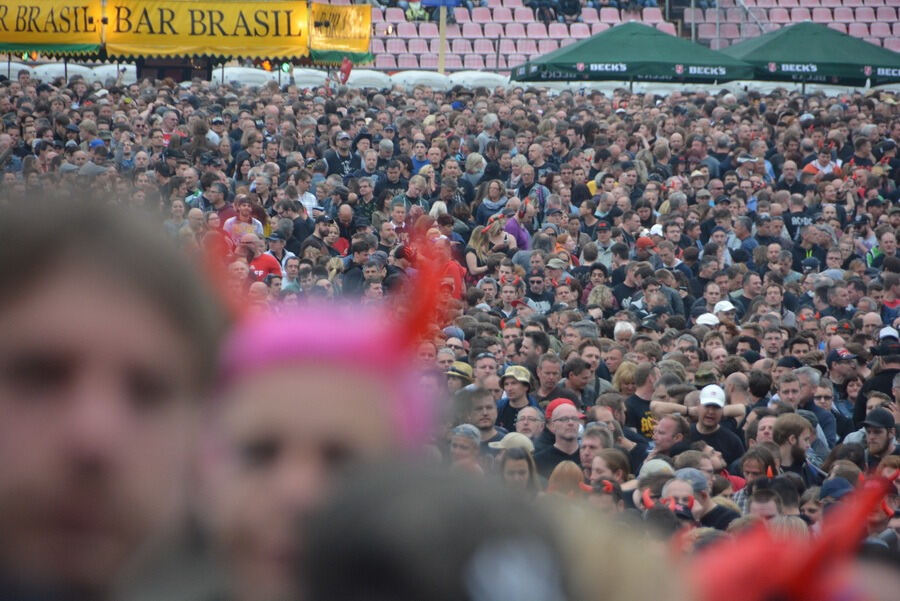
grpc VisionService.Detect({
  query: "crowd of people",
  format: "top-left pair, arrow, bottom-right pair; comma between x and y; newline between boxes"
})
0,65 -> 899,600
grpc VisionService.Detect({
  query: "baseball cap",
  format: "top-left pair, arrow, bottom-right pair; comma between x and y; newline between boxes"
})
879,326 -> 900,341
267,232 -> 285,242
596,219 -> 611,230
713,300 -> 736,314
544,398 -> 581,421
649,224 -> 664,237
546,258 -> 567,270
545,208 -> 564,217
801,257 -> 821,273
636,236 -> 656,250
777,356 -> 803,369
696,313 -> 719,327
500,365 -> 533,388
488,432 -> 535,453
826,348 -> 857,367
819,477 -> 854,501
638,458 -> 676,479
337,131 -> 351,141
88,138 -> 105,149
446,361 -> 473,383
690,170 -> 705,179
699,384 -> 726,408
862,407 -> 896,430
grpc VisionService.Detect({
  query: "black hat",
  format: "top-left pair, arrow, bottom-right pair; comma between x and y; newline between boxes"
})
315,215 -> 335,224
596,219 -> 611,230
267,232 -> 285,242
801,257 -> 821,273
777,356 -> 803,369
862,407 -> 895,430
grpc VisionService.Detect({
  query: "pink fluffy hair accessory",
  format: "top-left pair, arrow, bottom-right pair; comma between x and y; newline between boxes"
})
217,303 -> 435,448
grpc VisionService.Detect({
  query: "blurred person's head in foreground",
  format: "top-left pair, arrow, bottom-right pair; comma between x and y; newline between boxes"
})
0,199 -> 225,598
301,463 -> 684,601
199,276 -> 441,601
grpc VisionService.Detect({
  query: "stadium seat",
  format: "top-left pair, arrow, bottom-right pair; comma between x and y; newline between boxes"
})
560,37 -> 577,48
697,23 -> 717,39
484,55 -> 507,69
895,23 -> 900,36
538,39 -> 559,53
372,8 -> 384,22
464,54 -> 485,70
582,8 -> 599,22
499,39 -> 517,54
472,7 -> 492,22
385,8 -> 405,22
848,23 -> 869,38
419,54 -> 438,69
709,39 -> 729,50
798,0 -> 819,6
871,23 -> 891,38
473,38 -> 495,53
571,23 -> 591,37
725,8 -> 744,22
408,38 -> 428,54
514,7 -> 534,22
721,23 -> 740,38
370,39 -> 385,55
516,39 -> 538,54
445,23 -> 462,37
791,8 -> 811,21
453,8 -> 469,22
741,23 -> 762,38
462,23 -> 483,38
864,37 -> 881,46
591,23 -> 610,35
386,39 -> 407,54
527,22 -> 548,38
683,8 -> 704,24
820,0 -> 840,6
885,38 -> 900,52
492,7 -> 514,22
506,23 -> 527,38
832,7 -> 854,22
503,0 -> 524,6
854,7 -> 875,21
486,0 -> 501,7
876,7 -> 897,21
842,0 -> 861,6
395,22 -> 416,37
375,54 -> 397,69
657,22 -> 677,35
780,0 -> 798,7
419,22 -> 438,37
508,54 -> 527,68
548,23 -> 569,37
451,39 -> 473,53
827,22 -> 847,33
428,39 -> 444,53
642,8 -> 664,22
600,8 -> 621,23
484,23 -> 504,37
756,0 -> 776,7
811,8 -> 831,22
768,8 -> 790,23
397,54 -> 418,69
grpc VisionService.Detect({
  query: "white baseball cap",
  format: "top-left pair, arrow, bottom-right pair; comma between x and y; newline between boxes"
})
713,300 -> 736,314
696,313 -> 719,327
699,384 -> 726,408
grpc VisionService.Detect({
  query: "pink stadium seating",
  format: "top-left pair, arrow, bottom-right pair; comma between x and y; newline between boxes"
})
508,55 -> 527,68
548,23 -> 568,37
570,23 -> 591,38
419,22 -> 439,37
720,23 -> 740,38
514,7 -> 534,21
871,23 -> 891,38
843,0 -> 861,6
799,0 -> 818,6
657,22 -> 677,35
790,8 -> 811,21
600,8 -> 620,23
472,7 -> 492,22
848,23 -> 869,38
492,7 -> 513,22
591,23 -> 610,35
506,23 -> 527,38
451,39 -> 473,54
516,39 -> 538,55
484,55 -> 507,69
864,37 -> 881,46
372,8 -> 384,22
419,54 -> 437,69
464,54 -> 486,70
504,0 -> 524,6
643,8 -> 664,22
811,8 -> 831,22
526,22 -> 548,38
854,7 -> 875,21
538,39 -> 559,53
453,7 -> 470,22
827,22 -> 847,33
768,8 -> 790,23
741,23 -> 762,38
582,8 -> 599,22
484,23 -> 503,38
384,8 -> 405,22
780,0 -> 798,7
473,38 -> 495,53
408,38 -> 428,54
698,24 -> 717,39
370,39 -> 385,54
756,0 -> 776,7
877,6 -> 897,21
894,23 -> 900,36
386,39 -> 407,54
560,37 -> 577,48
683,8 -> 704,23
462,23 -> 482,38
886,38 -> 900,52
820,0 -> 840,6
397,22 -> 417,37
397,54 -> 418,69
375,54 -> 396,70
499,39 -> 516,54
832,7 -> 854,22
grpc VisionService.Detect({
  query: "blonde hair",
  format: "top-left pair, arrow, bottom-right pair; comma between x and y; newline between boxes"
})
768,515 -> 809,539
612,361 -> 638,393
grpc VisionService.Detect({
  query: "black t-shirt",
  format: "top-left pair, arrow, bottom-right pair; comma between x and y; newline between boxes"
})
700,504 -> 740,530
613,282 -> 639,308
689,425 -> 746,466
625,393 -> 654,439
480,427 -> 508,457
497,402 -> 528,433
533,444 -> 581,479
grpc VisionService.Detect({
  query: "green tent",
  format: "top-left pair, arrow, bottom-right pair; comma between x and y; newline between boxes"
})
510,22 -> 753,84
720,22 -> 900,87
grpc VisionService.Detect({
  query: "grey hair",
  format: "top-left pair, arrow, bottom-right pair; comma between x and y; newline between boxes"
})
451,424 -> 482,446
614,321 -> 636,339
795,366 -> 821,388
673,467 -> 710,494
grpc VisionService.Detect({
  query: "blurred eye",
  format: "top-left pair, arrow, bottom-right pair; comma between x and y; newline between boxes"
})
240,437 -> 280,469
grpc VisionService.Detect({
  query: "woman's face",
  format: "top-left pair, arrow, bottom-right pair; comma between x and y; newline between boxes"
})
219,139 -> 231,154
846,378 -> 862,400
489,182 -> 501,199
171,200 -> 185,217
800,501 -> 822,525
240,160 -> 251,176
502,458 -> 531,490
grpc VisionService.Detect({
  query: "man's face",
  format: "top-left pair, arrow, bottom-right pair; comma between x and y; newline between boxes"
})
699,404 -> 722,430
0,268 -> 198,594
749,500 -> 780,521
515,408 -> 544,438
536,360 -> 561,388
710,347 -> 728,369
865,426 -> 893,457
756,416 -> 776,443
653,417 -> 682,453
567,368 -> 591,391
473,357 -> 498,383
469,396 -> 498,432
581,346 -> 601,371
602,348 -> 623,374
502,378 -> 528,402
779,381 -> 801,406
764,333 -> 783,355
549,405 -> 580,442
579,436 -> 602,470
